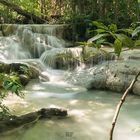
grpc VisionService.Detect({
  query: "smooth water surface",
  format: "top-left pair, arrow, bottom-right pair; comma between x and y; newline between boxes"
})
1,80 -> 140,140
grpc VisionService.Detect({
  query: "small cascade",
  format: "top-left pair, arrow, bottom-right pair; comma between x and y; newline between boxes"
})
40,47 -> 82,70
16,24 -> 73,58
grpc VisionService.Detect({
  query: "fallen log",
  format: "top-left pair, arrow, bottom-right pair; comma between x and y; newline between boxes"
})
0,108 -> 67,134
0,0 -> 46,23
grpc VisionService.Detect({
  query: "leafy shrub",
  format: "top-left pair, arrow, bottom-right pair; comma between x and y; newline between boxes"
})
0,73 -> 22,119
85,21 -> 140,56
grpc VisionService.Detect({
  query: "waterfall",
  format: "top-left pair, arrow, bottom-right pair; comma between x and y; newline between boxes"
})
0,24 -> 115,71
0,24 -> 72,61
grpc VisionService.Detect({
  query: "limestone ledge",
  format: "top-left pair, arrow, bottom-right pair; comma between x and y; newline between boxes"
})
66,49 -> 140,96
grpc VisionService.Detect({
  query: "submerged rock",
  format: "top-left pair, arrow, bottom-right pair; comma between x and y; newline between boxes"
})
0,108 -> 67,134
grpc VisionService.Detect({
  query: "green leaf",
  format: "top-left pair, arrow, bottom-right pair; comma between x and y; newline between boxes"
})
135,40 -> 140,46
117,28 -> 133,35
115,34 -> 134,48
11,85 -> 18,93
94,44 -> 101,49
114,39 -> 122,57
77,42 -> 88,45
3,81 -> 12,90
91,21 -> 108,30
109,24 -> 117,32
95,29 -> 106,34
87,34 -> 108,43
96,39 -> 106,44
132,26 -> 140,37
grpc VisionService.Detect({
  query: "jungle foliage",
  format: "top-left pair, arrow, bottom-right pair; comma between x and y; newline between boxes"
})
84,21 -> 140,56
0,73 -> 22,119
0,0 -> 140,27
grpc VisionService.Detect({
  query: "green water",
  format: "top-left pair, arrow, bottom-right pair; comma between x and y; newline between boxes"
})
1,80 -> 140,140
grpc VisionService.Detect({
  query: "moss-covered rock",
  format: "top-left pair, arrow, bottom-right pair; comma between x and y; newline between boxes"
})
0,62 -> 45,86
0,108 -> 67,134
1,24 -> 17,36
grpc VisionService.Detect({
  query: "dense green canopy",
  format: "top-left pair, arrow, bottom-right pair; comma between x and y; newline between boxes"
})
0,0 -> 140,26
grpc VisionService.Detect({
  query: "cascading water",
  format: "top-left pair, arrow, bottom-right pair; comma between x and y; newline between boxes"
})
0,24 -> 140,140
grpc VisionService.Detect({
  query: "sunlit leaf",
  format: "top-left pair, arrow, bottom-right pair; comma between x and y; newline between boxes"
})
132,26 -> 140,37
115,34 -> 134,48
117,28 -> 133,35
87,34 -> 108,43
114,39 -> 122,57
95,29 -> 106,33
135,39 -> 140,46
91,21 -> 108,30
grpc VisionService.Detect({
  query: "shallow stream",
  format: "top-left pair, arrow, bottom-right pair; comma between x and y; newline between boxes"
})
1,78 -> 140,140
0,24 -> 140,140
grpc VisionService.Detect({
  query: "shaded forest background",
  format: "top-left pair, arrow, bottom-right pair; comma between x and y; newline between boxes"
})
0,0 -> 140,28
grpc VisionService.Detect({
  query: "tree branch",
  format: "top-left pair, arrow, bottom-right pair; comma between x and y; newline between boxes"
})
109,71 -> 140,140
0,0 -> 46,23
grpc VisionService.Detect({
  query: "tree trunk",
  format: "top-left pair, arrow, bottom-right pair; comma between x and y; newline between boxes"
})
0,0 -> 46,23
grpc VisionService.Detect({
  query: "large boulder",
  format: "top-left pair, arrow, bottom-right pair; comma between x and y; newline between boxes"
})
0,62 -> 48,86
66,49 -> 140,96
